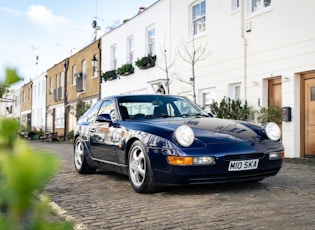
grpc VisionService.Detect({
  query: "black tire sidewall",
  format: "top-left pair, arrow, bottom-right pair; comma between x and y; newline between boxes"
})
128,140 -> 155,193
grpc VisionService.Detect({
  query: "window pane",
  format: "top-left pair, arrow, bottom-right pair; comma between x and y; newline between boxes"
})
311,87 -> 315,101
264,0 -> 271,7
231,0 -> 239,12
252,0 -> 271,12
192,1 -> 206,35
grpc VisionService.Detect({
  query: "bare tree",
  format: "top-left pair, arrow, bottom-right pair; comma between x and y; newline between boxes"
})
155,38 -> 176,94
105,19 -> 121,32
176,37 -> 210,103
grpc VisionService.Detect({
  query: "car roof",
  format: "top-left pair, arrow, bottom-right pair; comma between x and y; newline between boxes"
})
101,94 -> 186,101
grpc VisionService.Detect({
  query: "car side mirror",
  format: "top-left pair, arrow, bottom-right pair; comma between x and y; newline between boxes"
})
208,112 -> 214,117
96,114 -> 112,122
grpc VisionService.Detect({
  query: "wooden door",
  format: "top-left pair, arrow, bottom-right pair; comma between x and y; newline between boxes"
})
304,77 -> 315,157
268,78 -> 282,130
268,78 -> 282,107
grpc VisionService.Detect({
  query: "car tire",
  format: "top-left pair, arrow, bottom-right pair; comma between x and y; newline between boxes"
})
128,140 -> 156,193
74,138 -> 96,174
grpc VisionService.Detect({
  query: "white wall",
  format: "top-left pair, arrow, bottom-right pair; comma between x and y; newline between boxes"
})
31,72 -> 46,131
99,0 -> 315,158
101,0 -> 171,96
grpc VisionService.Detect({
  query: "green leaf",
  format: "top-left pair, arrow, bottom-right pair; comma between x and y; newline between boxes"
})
5,68 -> 23,86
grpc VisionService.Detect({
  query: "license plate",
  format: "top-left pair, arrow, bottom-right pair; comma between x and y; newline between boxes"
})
228,159 -> 259,171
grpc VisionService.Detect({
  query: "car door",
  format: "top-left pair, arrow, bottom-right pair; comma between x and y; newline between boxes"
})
89,100 -> 118,163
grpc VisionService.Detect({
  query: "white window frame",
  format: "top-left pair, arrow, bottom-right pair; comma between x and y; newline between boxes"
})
228,82 -> 242,100
111,45 -> 117,69
92,54 -> 98,78
198,87 -> 216,108
82,60 -> 87,91
60,71 -> 64,99
247,0 -> 272,17
55,106 -> 64,128
38,82 -> 41,98
33,85 -> 36,99
56,74 -> 59,92
146,25 -> 155,55
127,36 -> 134,64
50,77 -> 53,94
72,65 -> 77,85
28,87 -> 31,101
231,0 -> 239,13
191,0 -> 206,36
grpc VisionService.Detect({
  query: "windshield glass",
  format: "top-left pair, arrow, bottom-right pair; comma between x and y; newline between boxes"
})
117,95 -> 209,120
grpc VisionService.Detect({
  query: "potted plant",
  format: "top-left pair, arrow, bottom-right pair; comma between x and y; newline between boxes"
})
102,70 -> 118,82
117,63 -> 134,76
135,53 -> 156,69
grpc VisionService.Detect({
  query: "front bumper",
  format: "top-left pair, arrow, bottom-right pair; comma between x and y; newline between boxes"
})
149,152 -> 282,185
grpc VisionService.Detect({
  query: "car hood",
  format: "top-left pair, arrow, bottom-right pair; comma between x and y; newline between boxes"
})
149,117 -> 265,143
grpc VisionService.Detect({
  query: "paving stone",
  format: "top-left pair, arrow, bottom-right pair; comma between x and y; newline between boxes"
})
30,141 -> 315,230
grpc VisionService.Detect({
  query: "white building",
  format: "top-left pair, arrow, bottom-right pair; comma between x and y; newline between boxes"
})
31,72 -> 46,132
0,88 -> 15,118
100,0 -> 315,158
101,0 -> 170,97
12,87 -> 21,120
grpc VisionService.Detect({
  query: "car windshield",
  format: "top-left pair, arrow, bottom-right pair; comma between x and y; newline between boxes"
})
117,95 -> 209,120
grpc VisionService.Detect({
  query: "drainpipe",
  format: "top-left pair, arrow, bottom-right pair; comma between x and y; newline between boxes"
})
240,0 -> 247,101
45,75 -> 47,132
63,58 -> 69,141
97,39 -> 102,99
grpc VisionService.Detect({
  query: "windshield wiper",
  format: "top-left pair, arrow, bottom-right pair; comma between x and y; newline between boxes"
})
182,113 -> 209,118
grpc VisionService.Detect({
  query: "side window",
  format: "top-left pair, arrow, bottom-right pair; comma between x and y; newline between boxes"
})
98,101 -> 116,120
86,100 -> 102,123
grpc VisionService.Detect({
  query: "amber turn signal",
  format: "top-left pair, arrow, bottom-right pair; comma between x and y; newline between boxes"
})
167,156 -> 193,165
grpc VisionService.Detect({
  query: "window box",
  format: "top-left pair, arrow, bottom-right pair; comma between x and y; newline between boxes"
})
135,54 -> 156,69
117,63 -> 134,76
102,70 -> 118,82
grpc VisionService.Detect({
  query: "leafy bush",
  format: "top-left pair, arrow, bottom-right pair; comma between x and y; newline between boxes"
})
256,103 -> 282,125
0,68 -> 73,230
208,97 -> 254,121
66,130 -> 74,141
76,99 -> 91,120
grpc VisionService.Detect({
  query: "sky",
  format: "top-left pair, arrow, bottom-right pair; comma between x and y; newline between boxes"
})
0,0 -> 157,88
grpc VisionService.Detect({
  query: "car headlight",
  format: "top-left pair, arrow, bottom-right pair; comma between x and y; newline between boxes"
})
264,122 -> 281,141
173,125 -> 194,147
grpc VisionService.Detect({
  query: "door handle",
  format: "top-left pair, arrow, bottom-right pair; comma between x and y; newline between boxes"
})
90,128 -> 96,133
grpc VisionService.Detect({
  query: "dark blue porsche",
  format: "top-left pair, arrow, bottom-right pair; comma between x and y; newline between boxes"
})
74,94 -> 284,193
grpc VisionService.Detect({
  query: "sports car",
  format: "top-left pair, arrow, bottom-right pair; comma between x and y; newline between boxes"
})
74,94 -> 284,193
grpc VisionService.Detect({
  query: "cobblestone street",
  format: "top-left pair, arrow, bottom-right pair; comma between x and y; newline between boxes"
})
30,141 -> 315,230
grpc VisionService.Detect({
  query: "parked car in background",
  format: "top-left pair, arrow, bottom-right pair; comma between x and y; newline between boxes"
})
73,94 -> 284,193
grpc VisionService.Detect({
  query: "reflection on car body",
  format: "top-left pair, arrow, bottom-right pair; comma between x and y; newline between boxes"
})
74,94 -> 284,193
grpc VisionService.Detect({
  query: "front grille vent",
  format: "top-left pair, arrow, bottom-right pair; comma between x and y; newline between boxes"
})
224,153 -> 264,161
